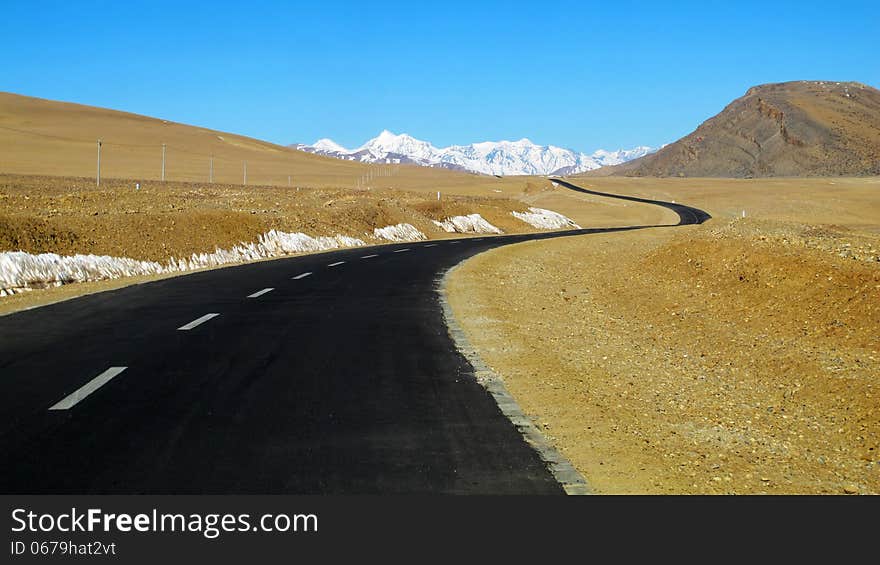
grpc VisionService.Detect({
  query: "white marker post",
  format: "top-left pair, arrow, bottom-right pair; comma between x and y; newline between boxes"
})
96,139 -> 102,187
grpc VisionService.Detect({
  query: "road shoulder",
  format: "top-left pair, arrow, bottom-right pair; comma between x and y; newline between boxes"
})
438,266 -> 591,495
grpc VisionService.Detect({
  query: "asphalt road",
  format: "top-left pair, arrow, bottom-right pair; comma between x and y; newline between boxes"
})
0,181 -> 709,494
551,178 -> 712,225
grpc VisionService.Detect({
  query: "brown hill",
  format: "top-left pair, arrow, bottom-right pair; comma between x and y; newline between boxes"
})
592,81 -> 880,178
0,91 -> 520,196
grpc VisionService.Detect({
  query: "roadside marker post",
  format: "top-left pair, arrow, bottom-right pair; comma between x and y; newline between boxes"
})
161,143 -> 166,181
96,139 -> 102,187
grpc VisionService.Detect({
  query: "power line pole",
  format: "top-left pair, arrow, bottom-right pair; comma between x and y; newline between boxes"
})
209,154 -> 214,183
96,139 -> 102,187
161,143 -> 166,181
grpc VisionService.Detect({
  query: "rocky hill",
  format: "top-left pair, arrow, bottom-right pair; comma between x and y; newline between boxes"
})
594,81 -> 880,177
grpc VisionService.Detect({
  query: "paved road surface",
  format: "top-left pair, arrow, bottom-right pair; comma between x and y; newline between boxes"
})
0,181 -> 709,493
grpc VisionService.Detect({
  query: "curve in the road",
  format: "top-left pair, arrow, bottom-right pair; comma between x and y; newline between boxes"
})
551,178 -> 712,226
0,181 -> 710,494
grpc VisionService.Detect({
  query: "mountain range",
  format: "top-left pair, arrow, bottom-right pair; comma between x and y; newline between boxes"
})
291,131 -> 654,176
595,80 -> 880,178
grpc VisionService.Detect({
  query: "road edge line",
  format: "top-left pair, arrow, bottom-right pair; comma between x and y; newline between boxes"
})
437,265 -> 591,495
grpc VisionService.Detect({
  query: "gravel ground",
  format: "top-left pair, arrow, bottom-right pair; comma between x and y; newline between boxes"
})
448,217 -> 879,494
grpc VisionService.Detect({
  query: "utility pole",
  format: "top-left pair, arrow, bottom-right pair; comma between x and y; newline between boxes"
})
209,154 -> 214,183
243,161 -> 247,186
161,143 -> 166,181
96,139 -> 102,187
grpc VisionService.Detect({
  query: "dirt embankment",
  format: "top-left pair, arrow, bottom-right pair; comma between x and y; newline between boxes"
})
447,180 -> 880,494
0,174 -> 539,261
0,173 -> 550,314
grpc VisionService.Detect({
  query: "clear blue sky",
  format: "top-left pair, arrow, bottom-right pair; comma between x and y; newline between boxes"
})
2,0 -> 878,152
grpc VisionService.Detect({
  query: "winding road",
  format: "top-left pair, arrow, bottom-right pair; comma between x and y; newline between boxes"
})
0,181 -> 709,494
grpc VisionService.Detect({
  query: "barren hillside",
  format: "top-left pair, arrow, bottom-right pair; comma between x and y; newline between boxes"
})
594,81 -> 880,178
0,91 -> 533,197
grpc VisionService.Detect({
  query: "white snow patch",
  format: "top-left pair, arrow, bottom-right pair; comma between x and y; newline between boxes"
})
432,214 -> 503,234
0,230 -> 366,295
0,252 -> 168,295
373,223 -> 426,242
512,208 -> 581,230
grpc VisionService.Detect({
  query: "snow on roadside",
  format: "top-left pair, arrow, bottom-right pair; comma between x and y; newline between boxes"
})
0,252 -> 168,296
432,214 -> 503,234
512,207 -> 581,230
373,223 -> 426,242
0,229 -> 367,296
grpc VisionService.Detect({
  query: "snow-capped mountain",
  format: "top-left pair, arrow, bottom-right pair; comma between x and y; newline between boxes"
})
291,130 -> 655,176
311,138 -> 348,153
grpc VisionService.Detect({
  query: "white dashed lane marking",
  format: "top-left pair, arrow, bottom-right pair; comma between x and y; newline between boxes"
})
424,244 -> 438,248
49,367 -> 128,410
328,261 -> 346,267
178,313 -> 220,331
247,288 -> 274,298
361,254 -> 379,259
393,248 -> 411,253
292,272 -> 312,280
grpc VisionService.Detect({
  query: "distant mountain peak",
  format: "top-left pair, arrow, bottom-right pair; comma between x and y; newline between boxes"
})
377,129 -> 406,139
311,138 -> 347,153
291,130 -> 655,176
